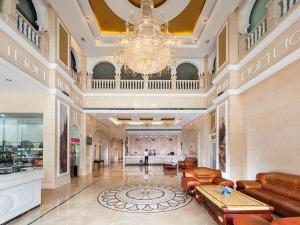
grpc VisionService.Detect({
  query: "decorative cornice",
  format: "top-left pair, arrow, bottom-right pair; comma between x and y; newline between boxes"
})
49,88 -> 83,112
212,64 -> 238,85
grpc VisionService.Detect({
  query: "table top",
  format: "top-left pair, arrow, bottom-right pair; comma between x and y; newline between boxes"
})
196,185 -> 273,212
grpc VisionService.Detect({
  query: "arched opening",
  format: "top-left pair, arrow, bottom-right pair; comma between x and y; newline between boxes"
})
248,0 -> 270,32
120,66 -> 171,80
176,63 -> 199,80
93,62 -> 116,79
93,130 -> 109,168
120,66 -> 143,80
212,57 -> 216,75
70,50 -> 77,73
16,0 -> 39,30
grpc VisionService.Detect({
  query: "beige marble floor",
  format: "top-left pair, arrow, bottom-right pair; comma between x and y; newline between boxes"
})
11,164 -> 217,225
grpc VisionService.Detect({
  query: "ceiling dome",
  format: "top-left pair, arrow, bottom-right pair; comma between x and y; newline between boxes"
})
128,0 -> 167,8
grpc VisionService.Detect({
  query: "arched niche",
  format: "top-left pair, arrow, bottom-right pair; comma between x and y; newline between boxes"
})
93,62 -> 116,79
119,66 -> 171,80
17,0 -> 48,31
248,0 -> 270,32
239,0 -> 270,34
176,63 -> 199,80
70,48 -> 80,73
17,0 -> 39,30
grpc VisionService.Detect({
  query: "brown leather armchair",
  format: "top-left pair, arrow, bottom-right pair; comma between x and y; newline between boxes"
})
178,157 -> 197,169
181,167 -> 234,195
237,172 -> 300,217
233,215 -> 300,225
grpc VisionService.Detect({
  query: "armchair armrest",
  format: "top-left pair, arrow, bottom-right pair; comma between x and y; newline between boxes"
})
213,177 -> 234,188
236,180 -> 262,190
183,168 -> 195,178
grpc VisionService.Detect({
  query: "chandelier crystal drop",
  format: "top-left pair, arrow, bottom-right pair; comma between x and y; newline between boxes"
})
114,0 -> 180,75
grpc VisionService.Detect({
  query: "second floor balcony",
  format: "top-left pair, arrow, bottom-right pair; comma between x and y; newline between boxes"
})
87,74 -> 207,94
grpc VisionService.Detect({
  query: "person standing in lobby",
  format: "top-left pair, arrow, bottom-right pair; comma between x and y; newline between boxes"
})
144,149 -> 149,165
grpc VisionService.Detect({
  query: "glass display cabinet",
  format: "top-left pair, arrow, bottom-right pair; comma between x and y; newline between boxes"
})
0,113 -> 43,174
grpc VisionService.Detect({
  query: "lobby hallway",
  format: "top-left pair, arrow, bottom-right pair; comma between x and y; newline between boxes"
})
10,164 -> 217,225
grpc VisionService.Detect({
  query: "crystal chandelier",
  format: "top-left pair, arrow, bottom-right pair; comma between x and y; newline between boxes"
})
114,0 -> 180,75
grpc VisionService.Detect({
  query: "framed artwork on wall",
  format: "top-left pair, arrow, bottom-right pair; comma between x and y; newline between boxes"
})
216,22 -> 228,70
58,101 -> 69,176
217,101 -> 228,174
57,19 -> 70,69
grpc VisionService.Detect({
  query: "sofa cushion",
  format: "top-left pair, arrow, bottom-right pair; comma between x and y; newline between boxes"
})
259,172 -> 300,199
193,167 -> 221,183
243,189 -> 285,205
291,190 -> 300,202
273,201 -> 300,217
233,215 -> 270,225
272,217 -> 300,225
244,189 -> 300,217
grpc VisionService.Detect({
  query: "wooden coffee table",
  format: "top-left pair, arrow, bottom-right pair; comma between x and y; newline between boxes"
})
195,185 -> 273,225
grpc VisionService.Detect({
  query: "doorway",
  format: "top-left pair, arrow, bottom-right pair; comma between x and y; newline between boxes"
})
70,126 -> 80,179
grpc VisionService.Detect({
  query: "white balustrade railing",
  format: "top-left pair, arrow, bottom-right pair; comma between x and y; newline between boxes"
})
71,70 -> 81,86
246,17 -> 267,50
120,80 -> 144,89
90,79 -> 205,92
281,0 -> 298,16
176,80 -> 201,90
148,80 -> 171,89
16,11 -> 40,48
92,79 -> 116,90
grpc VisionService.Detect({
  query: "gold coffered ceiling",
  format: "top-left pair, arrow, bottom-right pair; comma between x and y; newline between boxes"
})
128,0 -> 167,8
89,0 -> 206,35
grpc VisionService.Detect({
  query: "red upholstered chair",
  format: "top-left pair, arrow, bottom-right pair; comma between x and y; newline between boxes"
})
233,215 -> 300,225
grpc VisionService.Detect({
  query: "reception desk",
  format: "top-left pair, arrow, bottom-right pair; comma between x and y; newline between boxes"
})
125,155 -> 179,165
0,168 -> 43,224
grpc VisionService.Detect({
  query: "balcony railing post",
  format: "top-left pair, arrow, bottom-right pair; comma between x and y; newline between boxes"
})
87,74 -> 92,90
143,75 -> 149,90
115,74 -> 121,91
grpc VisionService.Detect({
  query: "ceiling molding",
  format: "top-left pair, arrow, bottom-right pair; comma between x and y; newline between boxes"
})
104,0 -> 191,25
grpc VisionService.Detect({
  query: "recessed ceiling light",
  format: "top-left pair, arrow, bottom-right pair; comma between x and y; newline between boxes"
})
5,78 -> 12,82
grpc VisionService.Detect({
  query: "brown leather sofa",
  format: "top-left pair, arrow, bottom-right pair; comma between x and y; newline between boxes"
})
178,157 -> 197,169
181,167 -> 234,194
233,215 -> 300,225
237,172 -> 300,217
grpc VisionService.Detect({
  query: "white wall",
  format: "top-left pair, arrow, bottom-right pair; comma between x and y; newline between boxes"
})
242,60 -> 300,179
128,135 -> 178,156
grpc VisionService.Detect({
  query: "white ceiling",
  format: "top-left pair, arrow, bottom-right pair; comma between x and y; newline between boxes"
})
87,109 -> 205,129
48,0 -> 242,58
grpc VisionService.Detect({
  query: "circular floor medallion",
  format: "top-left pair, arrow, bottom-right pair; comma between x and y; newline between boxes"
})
98,184 -> 192,213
